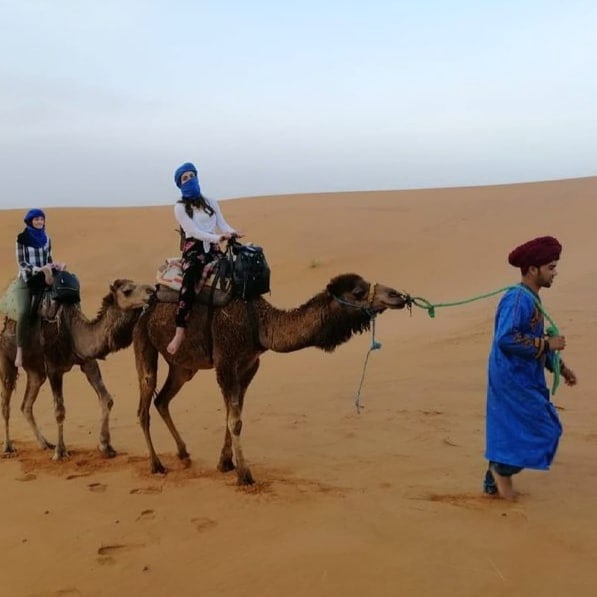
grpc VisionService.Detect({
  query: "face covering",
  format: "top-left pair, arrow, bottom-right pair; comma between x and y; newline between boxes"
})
24,222 -> 48,248
180,177 -> 201,199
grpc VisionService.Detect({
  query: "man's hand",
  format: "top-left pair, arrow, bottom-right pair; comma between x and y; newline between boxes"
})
547,335 -> 566,351
561,364 -> 578,387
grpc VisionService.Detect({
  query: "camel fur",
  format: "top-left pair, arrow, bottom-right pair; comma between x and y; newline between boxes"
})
133,273 -> 409,484
0,279 -> 154,460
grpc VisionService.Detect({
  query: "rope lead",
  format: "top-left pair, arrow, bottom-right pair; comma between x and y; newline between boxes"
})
354,315 -> 381,413
409,284 -> 562,395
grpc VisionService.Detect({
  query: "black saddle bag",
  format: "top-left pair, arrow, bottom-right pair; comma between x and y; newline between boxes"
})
51,270 -> 81,304
231,243 -> 271,300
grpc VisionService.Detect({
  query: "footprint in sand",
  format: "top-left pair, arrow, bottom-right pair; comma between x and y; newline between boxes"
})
136,509 -> 156,521
191,517 -> 217,532
426,493 -> 493,509
96,543 -> 143,565
98,544 -> 133,555
33,588 -> 82,597
66,472 -> 91,480
88,482 -> 107,493
130,486 -> 162,495
15,473 -> 37,482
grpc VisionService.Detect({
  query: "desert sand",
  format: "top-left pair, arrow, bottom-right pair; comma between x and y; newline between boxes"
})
1,177 -> 596,597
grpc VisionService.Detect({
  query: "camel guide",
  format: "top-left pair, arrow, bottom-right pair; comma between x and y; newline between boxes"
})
483,236 -> 577,500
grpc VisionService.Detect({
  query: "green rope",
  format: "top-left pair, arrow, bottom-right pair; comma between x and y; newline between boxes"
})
409,285 -> 561,395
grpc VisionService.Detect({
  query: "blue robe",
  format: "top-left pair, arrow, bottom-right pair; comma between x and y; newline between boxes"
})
485,284 -> 562,470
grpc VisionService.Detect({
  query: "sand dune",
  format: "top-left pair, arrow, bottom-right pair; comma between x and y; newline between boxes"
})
1,177 -> 596,596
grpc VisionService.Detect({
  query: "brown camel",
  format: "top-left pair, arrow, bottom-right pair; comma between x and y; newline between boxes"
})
133,273 -> 409,484
0,279 -> 154,460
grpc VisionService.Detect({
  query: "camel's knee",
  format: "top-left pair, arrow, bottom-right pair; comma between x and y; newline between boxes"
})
228,418 -> 242,436
141,373 -> 157,392
54,405 -> 65,423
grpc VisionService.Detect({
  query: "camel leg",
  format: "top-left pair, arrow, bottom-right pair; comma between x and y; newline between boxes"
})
47,369 -> 68,460
153,365 -> 195,464
134,335 -> 165,474
20,368 -> 54,450
216,359 -> 260,485
79,360 -> 116,458
0,353 -> 18,455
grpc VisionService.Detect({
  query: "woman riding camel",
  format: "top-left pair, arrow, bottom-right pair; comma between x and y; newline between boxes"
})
14,208 -> 66,367
166,162 -> 243,355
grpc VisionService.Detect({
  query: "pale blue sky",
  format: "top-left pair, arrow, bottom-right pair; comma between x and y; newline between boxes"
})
1,0 -> 596,208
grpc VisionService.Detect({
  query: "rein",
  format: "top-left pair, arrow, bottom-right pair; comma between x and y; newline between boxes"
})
331,283 -> 384,413
408,284 -> 562,395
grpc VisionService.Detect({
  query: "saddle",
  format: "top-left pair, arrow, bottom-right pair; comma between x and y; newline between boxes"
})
154,239 -> 270,306
155,258 -> 232,306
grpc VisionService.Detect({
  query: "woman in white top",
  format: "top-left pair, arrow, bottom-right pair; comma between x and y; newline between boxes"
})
166,162 -> 242,355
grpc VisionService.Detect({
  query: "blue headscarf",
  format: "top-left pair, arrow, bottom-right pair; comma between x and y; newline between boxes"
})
174,162 -> 197,188
23,208 -> 48,248
174,162 -> 201,200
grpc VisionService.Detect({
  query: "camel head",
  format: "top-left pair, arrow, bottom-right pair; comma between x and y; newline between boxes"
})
326,273 -> 409,313
109,279 -> 155,310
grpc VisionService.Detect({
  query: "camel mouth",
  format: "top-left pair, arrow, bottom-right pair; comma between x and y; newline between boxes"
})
381,291 -> 410,310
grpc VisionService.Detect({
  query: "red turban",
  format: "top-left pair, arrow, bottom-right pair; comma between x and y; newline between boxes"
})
508,236 -> 562,269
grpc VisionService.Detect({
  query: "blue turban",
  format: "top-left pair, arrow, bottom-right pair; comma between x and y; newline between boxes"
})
174,162 -> 198,188
24,208 -> 46,225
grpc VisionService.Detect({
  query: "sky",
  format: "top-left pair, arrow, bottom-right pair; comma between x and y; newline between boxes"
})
1,0 -> 596,208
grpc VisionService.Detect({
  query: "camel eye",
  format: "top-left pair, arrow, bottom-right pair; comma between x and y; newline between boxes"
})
123,288 -> 133,297
353,288 -> 367,299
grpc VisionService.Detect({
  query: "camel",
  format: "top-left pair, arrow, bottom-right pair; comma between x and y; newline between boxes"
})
133,273 -> 409,484
0,279 -> 154,460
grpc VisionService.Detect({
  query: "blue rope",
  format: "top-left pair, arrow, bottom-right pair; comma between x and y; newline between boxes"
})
354,316 -> 382,413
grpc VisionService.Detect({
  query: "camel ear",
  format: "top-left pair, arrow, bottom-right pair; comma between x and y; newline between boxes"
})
110,279 -> 123,293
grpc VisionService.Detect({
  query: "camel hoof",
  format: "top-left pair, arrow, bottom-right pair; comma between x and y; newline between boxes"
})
52,448 -> 69,461
237,470 -> 255,486
177,449 -> 190,461
151,461 -> 167,475
218,460 -> 235,473
99,444 -> 117,459
2,443 -> 17,458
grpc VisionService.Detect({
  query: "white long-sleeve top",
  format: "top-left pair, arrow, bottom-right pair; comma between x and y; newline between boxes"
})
174,198 -> 236,253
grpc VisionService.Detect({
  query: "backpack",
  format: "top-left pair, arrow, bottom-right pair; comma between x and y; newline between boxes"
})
51,271 -> 81,304
231,243 -> 271,300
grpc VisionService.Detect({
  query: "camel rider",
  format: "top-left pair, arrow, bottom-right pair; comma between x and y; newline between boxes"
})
14,208 -> 66,368
166,162 -> 244,355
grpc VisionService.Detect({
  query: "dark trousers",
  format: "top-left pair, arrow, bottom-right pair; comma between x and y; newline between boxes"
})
483,461 -> 524,495
175,239 -> 219,328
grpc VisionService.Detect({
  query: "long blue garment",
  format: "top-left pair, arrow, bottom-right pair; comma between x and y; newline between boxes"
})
485,284 -> 562,470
